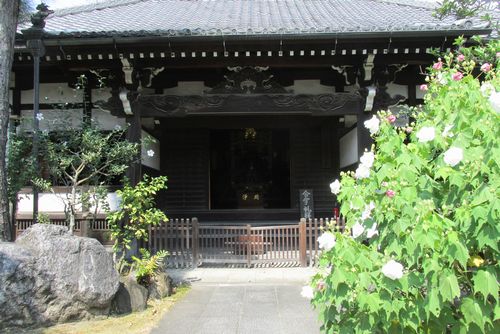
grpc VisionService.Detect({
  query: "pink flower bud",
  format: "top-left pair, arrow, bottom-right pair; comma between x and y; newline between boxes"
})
405,127 -> 413,134
420,84 -> 428,91
481,63 -> 491,73
496,52 -> 500,58
316,280 -> 326,291
433,61 -> 443,70
387,115 -> 396,123
386,189 -> 395,198
381,181 -> 388,187
452,72 -> 463,81
457,54 -> 465,62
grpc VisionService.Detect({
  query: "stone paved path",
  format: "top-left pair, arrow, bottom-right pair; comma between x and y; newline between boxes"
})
151,268 -> 321,334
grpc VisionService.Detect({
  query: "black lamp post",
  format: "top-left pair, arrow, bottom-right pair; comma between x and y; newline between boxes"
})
22,3 -> 52,223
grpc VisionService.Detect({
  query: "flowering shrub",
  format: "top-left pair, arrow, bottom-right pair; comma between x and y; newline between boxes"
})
308,39 -> 499,333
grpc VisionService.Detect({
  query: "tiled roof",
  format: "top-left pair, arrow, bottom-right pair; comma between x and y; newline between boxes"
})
28,0 -> 491,39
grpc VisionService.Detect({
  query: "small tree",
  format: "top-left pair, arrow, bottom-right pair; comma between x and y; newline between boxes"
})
307,39 -> 499,333
37,124 -> 139,233
107,175 -> 168,270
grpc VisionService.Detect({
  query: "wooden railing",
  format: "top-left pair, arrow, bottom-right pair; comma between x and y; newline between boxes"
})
149,217 -> 345,268
16,215 -> 345,268
149,218 -> 196,269
15,214 -> 111,245
305,217 -> 346,267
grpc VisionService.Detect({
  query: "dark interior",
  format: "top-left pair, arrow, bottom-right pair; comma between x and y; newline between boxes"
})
210,128 -> 290,210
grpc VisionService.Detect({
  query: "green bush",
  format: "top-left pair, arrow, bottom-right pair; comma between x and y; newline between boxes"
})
36,213 -> 51,224
107,175 -> 168,270
307,39 -> 499,333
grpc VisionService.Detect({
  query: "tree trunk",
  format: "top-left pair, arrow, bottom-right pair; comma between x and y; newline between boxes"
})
0,1 -> 19,241
10,199 -> 17,240
68,186 -> 77,234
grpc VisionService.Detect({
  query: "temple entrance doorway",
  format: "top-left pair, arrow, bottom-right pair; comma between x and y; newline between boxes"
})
210,128 -> 290,210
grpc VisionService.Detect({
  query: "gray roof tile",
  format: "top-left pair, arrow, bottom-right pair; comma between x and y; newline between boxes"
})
25,0 -> 492,38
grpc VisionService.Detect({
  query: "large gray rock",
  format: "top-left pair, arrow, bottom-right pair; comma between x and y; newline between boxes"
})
148,272 -> 173,300
112,275 -> 148,314
0,224 -> 119,330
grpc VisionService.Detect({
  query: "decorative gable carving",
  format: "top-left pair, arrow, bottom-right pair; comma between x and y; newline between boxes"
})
205,66 -> 290,94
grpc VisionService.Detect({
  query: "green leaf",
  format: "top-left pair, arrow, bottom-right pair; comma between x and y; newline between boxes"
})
471,184 -> 491,206
477,223 -> 499,252
358,272 -> 372,290
447,241 -> 469,269
461,298 -> 485,332
449,172 -> 465,188
358,293 -> 381,313
439,272 -> 460,302
473,269 -> 498,301
425,288 -> 441,319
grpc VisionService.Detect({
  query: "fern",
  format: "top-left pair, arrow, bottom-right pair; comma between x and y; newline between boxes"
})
131,248 -> 168,286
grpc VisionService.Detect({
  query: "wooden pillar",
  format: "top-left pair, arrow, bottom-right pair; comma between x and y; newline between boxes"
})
124,104 -> 141,259
332,117 -> 340,174
80,214 -> 90,238
192,217 -> 199,268
246,224 -> 252,268
407,65 -> 418,107
299,218 -> 307,267
11,87 -> 21,118
126,108 -> 142,186
407,84 -> 417,107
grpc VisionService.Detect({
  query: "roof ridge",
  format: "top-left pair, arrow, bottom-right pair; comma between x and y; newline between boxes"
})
51,0 -> 147,17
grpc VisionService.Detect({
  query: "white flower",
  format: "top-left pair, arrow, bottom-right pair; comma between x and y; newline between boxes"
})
301,285 -> 314,300
35,113 -> 44,121
114,124 -> 122,130
318,232 -> 336,251
147,149 -> 155,157
416,126 -> 435,143
480,82 -> 494,97
442,125 -> 453,138
364,116 -> 380,135
352,222 -> 365,238
436,73 -> 448,85
366,223 -> 378,239
361,201 -> 375,220
490,91 -> 500,114
360,151 -> 375,168
443,147 -> 463,167
381,260 -> 404,280
355,164 -> 370,179
330,180 -> 341,195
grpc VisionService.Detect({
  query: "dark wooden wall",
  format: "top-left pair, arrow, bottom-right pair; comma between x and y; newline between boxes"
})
155,116 -> 340,219
290,122 -> 338,216
158,128 -> 210,211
